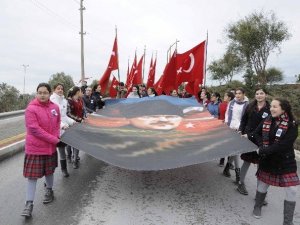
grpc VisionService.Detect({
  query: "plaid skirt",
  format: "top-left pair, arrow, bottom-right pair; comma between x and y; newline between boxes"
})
23,152 -> 58,179
257,169 -> 300,187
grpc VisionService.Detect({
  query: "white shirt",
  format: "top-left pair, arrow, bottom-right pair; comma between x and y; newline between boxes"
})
50,92 -> 76,136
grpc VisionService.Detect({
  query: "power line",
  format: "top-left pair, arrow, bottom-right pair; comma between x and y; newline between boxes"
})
27,0 -> 79,32
72,0 -> 80,4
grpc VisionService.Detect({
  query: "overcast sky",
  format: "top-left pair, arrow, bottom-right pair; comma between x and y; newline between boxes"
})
1,0 -> 299,94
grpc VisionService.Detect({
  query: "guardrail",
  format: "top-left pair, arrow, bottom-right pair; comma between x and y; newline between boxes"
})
0,110 -> 25,120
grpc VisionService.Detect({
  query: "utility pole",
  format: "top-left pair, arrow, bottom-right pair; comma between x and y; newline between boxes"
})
115,26 -> 120,82
142,45 -> 146,84
21,64 -> 29,95
79,0 -> 86,85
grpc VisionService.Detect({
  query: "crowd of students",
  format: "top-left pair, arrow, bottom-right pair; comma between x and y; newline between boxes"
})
21,82 -> 299,225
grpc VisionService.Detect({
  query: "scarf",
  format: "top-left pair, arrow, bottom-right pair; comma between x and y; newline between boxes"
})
227,99 -> 248,126
262,113 -> 289,147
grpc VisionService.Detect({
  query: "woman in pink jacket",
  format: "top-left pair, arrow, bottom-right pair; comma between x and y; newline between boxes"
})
21,83 -> 61,218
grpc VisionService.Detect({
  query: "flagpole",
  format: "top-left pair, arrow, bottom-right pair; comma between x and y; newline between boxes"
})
167,39 -> 179,63
115,26 -> 120,82
203,31 -> 208,87
142,45 -> 146,84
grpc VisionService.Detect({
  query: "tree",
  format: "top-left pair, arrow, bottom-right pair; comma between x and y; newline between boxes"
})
208,59 -> 227,85
208,48 -> 243,84
265,67 -> 283,85
0,83 -> 20,112
296,74 -> 300,83
243,65 -> 258,97
226,11 -> 290,86
48,72 -> 75,96
90,79 -> 99,90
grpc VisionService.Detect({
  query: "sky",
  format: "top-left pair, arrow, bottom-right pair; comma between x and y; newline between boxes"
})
1,0 -> 299,94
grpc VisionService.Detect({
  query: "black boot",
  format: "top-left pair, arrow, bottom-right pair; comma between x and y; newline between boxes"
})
21,201 -> 33,218
253,191 -> 267,219
283,200 -> 296,225
219,158 -> 225,167
223,162 -> 231,177
237,183 -> 248,195
235,168 -> 241,184
43,188 -> 54,204
73,159 -> 79,169
60,160 -> 69,177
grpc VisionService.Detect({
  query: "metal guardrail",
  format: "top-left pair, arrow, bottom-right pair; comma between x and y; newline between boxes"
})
0,110 -> 25,120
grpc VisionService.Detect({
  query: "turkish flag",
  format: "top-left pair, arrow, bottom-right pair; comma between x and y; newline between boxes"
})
107,37 -> 119,70
99,68 -> 111,94
133,55 -> 144,85
99,36 -> 119,93
160,52 -> 177,95
185,79 -> 201,100
109,76 -> 119,98
146,57 -> 156,88
154,74 -> 164,95
176,41 -> 206,86
126,53 -> 137,90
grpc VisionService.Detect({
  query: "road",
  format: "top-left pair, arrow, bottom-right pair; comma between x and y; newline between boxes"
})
0,151 -> 300,225
0,115 -> 25,148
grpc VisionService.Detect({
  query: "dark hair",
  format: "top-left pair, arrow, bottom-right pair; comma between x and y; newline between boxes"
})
225,91 -> 235,101
53,83 -> 64,91
36,83 -> 51,93
273,98 -> 295,122
132,85 -> 141,98
119,82 -> 125,86
246,87 -> 269,115
68,86 -> 80,98
236,87 -> 245,94
211,92 -> 221,103
92,84 -> 101,92
80,85 -> 86,93
212,92 -> 220,98
205,92 -> 211,100
148,87 -> 157,96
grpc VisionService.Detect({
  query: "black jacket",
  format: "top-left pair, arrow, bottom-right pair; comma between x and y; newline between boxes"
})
83,95 -> 97,113
92,92 -> 105,110
239,102 -> 270,136
252,116 -> 298,175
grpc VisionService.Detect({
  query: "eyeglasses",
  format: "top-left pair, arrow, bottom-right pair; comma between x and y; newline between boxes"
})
37,91 -> 50,95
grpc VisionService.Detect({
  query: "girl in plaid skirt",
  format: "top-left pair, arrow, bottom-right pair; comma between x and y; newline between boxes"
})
21,83 -> 61,218
251,98 -> 299,224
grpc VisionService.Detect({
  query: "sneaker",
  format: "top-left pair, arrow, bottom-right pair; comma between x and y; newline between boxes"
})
21,201 -> 33,218
43,189 -> 54,204
237,183 -> 248,195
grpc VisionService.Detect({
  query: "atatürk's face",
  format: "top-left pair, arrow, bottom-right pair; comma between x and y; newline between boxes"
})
130,115 -> 182,130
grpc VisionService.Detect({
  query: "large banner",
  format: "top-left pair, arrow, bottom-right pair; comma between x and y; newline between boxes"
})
61,96 -> 257,170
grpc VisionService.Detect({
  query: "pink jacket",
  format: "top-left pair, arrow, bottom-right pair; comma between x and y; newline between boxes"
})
25,98 -> 60,155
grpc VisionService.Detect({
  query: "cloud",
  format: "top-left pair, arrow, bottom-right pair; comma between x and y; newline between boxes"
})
1,0 -> 299,93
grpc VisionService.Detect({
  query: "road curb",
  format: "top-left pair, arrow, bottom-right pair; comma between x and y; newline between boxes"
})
0,140 -> 24,162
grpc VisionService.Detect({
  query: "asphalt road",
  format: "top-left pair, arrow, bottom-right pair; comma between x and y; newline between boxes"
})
0,115 -> 25,147
0,152 -> 300,225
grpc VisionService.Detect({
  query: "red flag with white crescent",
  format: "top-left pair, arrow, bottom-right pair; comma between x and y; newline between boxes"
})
109,76 -> 119,98
176,41 -> 206,86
